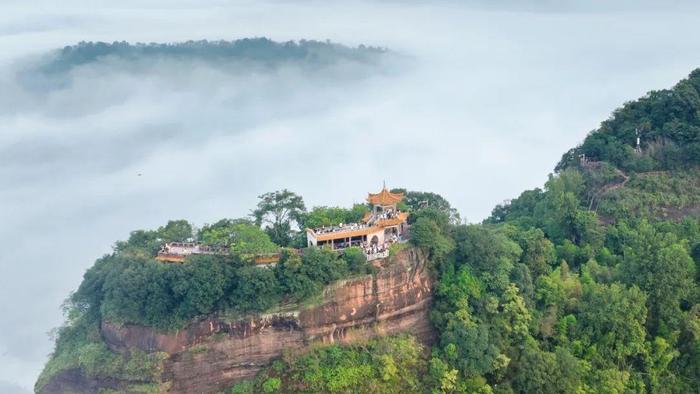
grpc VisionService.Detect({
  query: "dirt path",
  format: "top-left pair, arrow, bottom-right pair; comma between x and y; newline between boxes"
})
588,167 -> 629,210
587,168 -> 673,211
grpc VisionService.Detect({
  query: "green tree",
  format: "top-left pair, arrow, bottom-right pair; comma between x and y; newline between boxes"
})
200,219 -> 278,257
392,189 -> 461,224
410,217 -> 455,261
171,256 -> 227,321
342,247 -> 370,274
261,377 -> 281,393
252,189 -> 306,246
229,266 -> 280,312
274,251 -> 320,300
453,225 -> 520,292
516,228 -> 557,278
158,220 -> 194,242
618,220 -> 696,335
576,282 -> 647,368
512,341 -> 587,394
300,205 -> 369,229
499,284 -> 532,343
537,170 -> 601,246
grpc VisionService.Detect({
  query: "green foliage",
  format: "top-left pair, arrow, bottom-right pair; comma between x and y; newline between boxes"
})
597,170 -> 700,222
261,377 -> 281,393
230,380 -> 255,394
35,313 -> 166,393
453,225 -> 521,292
242,335 -> 427,393
41,70 -> 700,393
576,282 -> 648,367
432,90 -> 700,392
513,227 -> 556,278
342,246 -> 371,274
410,216 -> 455,261
39,38 -> 388,76
617,220 -> 696,335
95,254 -> 230,328
300,204 -> 369,229
274,247 -> 350,301
114,219 -> 194,255
488,170 -> 604,252
64,212 -> 372,332
557,68 -> 700,172
229,266 -> 281,312
252,189 -> 306,246
200,219 -> 278,257
392,188 -> 461,223
512,342 -> 588,394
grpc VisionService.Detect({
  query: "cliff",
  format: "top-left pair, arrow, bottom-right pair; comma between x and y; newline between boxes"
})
41,246 -> 434,394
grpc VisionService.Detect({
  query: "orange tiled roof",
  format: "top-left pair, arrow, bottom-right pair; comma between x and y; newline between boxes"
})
367,187 -> 404,206
375,212 -> 409,228
309,226 -> 382,241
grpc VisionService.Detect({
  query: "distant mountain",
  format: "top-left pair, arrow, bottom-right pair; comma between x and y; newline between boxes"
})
35,38 -> 388,75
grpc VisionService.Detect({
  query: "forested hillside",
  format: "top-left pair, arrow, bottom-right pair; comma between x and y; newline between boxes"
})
38,69 -> 700,393
413,69 -> 700,393
557,68 -> 700,172
235,70 -> 700,393
34,38 -> 387,75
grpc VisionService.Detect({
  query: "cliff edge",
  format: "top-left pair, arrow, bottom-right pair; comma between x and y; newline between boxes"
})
40,246 -> 434,393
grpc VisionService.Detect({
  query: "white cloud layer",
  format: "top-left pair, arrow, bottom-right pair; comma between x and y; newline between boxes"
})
1,1 -> 700,391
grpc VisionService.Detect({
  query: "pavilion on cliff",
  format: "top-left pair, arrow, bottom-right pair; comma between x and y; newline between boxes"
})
155,185 -> 409,264
305,185 -> 409,259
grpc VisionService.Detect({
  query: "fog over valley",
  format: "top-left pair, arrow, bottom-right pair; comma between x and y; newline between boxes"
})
2,1 -> 700,391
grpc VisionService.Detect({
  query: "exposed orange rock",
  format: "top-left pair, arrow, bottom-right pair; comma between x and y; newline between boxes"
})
43,247 -> 434,393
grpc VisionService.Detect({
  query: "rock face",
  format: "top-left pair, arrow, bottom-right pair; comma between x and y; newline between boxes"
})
39,368 -> 129,394
56,247 -> 433,393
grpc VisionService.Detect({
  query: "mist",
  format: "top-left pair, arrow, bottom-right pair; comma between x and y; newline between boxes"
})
1,1 -> 700,391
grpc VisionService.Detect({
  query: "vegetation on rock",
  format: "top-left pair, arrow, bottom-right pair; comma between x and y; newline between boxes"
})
38,68 -> 700,393
228,335 -> 427,393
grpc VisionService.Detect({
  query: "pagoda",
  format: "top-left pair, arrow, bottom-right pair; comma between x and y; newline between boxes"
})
305,185 -> 409,257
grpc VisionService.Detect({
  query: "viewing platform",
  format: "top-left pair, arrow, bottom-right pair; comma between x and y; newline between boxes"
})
306,185 -> 410,260
156,185 -> 410,265
155,242 -> 227,262
156,242 -> 285,266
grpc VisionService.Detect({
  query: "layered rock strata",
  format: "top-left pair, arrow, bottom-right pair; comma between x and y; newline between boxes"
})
47,247 -> 434,393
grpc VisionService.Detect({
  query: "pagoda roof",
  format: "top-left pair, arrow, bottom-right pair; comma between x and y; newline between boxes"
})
367,187 -> 404,206
308,225 -> 381,241
375,212 -> 409,228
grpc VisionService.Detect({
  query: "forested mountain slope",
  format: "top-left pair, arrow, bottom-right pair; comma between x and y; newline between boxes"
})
35,38 -> 387,75
37,68 -> 700,393
557,68 -> 700,172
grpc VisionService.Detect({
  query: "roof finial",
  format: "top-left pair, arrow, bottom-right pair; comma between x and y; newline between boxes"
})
383,179 -> 386,190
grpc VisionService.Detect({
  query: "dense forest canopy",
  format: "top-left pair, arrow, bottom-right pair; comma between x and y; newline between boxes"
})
34,38 -> 388,75
36,187 -> 455,391
38,69 -> 700,393
557,68 -> 700,172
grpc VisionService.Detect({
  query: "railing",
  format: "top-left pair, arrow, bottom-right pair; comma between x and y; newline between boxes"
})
365,250 -> 389,261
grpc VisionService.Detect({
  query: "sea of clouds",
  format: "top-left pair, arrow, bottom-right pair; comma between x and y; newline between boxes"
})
1,1 -> 700,391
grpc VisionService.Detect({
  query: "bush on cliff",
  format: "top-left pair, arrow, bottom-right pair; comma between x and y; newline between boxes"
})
229,335 -> 427,393
69,242 -> 368,331
35,313 -> 167,393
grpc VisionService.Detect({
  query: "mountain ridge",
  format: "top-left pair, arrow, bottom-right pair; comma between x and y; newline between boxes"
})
37,64 -> 700,393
